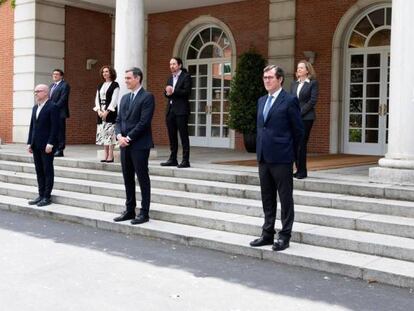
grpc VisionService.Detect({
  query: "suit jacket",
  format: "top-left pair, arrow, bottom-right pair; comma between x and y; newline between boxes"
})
27,100 -> 60,150
290,79 -> 319,120
164,70 -> 192,115
115,88 -> 155,150
256,89 -> 304,164
50,80 -> 71,119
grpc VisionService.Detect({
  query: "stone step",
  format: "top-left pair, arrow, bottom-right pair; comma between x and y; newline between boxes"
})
1,181 -> 414,262
2,154 -> 414,202
0,194 -> 413,289
1,168 -> 414,221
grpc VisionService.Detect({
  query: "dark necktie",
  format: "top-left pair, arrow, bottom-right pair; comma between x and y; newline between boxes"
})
126,92 -> 134,112
263,95 -> 273,121
50,83 -> 57,97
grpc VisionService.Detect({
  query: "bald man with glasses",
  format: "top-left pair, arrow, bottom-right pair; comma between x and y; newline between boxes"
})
27,84 -> 60,207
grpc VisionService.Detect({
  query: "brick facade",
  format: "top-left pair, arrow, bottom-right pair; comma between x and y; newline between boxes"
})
295,0 -> 358,154
147,0 -> 269,150
64,6 -> 112,144
0,1 -> 14,143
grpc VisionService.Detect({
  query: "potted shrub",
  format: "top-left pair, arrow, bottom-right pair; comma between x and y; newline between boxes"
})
228,50 -> 266,152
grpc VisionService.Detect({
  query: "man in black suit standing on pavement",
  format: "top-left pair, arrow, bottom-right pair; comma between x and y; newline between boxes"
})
113,67 -> 155,225
27,84 -> 60,207
250,65 -> 304,251
160,57 -> 192,168
49,69 -> 70,157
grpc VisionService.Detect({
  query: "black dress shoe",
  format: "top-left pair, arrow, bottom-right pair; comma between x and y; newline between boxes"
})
37,198 -> 52,207
161,159 -> 178,166
177,161 -> 190,168
249,236 -> 274,247
113,211 -> 135,222
131,214 -> 149,225
28,196 -> 43,205
100,159 -> 107,163
106,159 -> 114,163
294,174 -> 307,179
54,151 -> 64,157
272,239 -> 290,251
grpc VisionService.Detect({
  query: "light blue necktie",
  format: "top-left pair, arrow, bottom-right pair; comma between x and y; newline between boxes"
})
263,95 -> 273,121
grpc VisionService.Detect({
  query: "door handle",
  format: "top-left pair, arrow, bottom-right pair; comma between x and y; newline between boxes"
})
378,104 -> 386,116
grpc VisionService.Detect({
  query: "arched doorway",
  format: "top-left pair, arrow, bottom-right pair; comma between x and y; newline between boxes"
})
343,5 -> 391,155
183,25 -> 234,148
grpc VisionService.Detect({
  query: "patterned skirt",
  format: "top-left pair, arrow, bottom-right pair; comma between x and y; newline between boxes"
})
96,121 -> 116,145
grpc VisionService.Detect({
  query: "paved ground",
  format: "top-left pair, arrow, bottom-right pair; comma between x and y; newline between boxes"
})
0,210 -> 412,311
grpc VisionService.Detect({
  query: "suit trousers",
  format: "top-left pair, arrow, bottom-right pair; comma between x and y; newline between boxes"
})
57,117 -> 66,151
295,119 -> 313,176
32,146 -> 55,199
166,110 -> 190,162
258,162 -> 294,241
120,147 -> 151,216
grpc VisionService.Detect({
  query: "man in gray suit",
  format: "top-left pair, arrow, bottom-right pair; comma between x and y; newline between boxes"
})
113,67 -> 155,225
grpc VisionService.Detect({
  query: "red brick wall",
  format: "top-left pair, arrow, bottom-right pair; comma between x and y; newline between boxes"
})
295,0 -> 358,154
65,6 -> 112,144
147,0 -> 269,149
0,1 -> 14,143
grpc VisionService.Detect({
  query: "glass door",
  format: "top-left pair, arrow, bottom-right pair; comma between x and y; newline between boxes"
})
344,49 -> 389,155
188,61 -> 231,147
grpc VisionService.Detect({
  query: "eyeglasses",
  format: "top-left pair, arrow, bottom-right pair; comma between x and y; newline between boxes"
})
34,90 -> 45,94
263,76 -> 276,80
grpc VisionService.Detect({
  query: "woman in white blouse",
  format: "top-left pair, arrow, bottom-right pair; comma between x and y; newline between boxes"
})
93,65 -> 119,162
290,60 -> 319,179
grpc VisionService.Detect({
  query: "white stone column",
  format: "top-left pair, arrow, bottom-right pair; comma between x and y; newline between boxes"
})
114,0 -> 145,97
369,0 -> 414,184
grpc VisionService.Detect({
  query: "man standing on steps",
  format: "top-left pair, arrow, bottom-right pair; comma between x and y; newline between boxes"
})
27,84 -> 60,207
113,67 -> 155,225
250,65 -> 304,251
160,57 -> 192,168
49,69 -> 70,157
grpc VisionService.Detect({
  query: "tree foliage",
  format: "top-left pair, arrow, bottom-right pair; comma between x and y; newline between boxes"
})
228,50 -> 266,134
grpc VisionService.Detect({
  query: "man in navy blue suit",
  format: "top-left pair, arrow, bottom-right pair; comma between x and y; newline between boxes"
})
113,67 -> 155,225
250,65 -> 304,251
27,84 -> 60,207
49,69 -> 70,157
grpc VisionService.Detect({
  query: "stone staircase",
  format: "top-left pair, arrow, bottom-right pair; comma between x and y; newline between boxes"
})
0,152 -> 413,288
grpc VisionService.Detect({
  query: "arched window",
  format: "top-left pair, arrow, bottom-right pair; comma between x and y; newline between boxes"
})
348,7 -> 391,48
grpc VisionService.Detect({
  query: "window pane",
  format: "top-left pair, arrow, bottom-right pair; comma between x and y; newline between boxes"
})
212,114 -> 221,125
223,127 -> 229,138
350,85 -> 363,98
198,101 -> 206,112
200,28 -> 211,44
198,113 -> 206,125
199,64 -> 207,75
368,9 -> 385,28
351,69 -> 363,83
368,29 -> 391,47
367,54 -> 380,67
188,65 -> 196,75
367,69 -> 380,82
355,16 -> 373,36
197,126 -> 206,137
386,8 -> 392,25
211,126 -> 221,137
349,129 -> 362,142
188,114 -> 196,124
350,99 -> 362,113
366,115 -> 379,128
212,89 -> 222,100
200,45 -> 214,58
212,27 -> 223,43
188,125 -> 195,136
187,46 -> 198,59
198,77 -> 207,88
351,55 -> 364,68
191,34 -> 203,50
212,101 -> 221,112
365,130 -> 378,143
349,32 -> 366,48
349,114 -> 362,127
366,99 -> 379,113
366,84 -> 379,97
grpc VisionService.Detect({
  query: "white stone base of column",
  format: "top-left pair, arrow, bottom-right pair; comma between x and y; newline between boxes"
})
369,158 -> 414,185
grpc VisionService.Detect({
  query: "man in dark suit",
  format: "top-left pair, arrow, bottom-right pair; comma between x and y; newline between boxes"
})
113,67 -> 155,225
160,57 -> 192,168
27,84 -> 60,207
49,69 -> 70,157
250,65 -> 304,251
